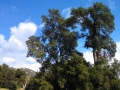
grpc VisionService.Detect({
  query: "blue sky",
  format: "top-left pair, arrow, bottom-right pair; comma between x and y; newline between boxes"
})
0,0 -> 120,71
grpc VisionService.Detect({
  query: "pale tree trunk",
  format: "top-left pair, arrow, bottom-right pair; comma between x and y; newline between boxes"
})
93,49 -> 97,64
22,83 -> 26,90
93,49 -> 101,64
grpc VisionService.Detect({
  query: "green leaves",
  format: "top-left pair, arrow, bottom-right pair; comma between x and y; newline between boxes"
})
26,36 -> 44,63
0,64 -> 30,90
25,2 -> 118,90
68,2 -> 116,64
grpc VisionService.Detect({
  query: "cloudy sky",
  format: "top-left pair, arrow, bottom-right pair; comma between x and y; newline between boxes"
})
0,0 -> 120,71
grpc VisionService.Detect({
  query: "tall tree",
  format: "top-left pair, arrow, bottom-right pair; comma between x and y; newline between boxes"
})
25,3 -> 120,90
67,2 -> 116,64
26,9 -> 80,90
26,9 -> 78,68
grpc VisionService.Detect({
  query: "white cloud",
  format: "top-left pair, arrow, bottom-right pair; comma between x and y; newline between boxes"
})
115,42 -> 120,60
83,42 -> 120,64
108,0 -> 115,10
62,7 -> 71,18
10,21 -> 37,42
3,57 -> 15,63
22,63 -> 41,72
26,57 -> 36,63
84,51 -> 94,64
0,21 -> 40,71
39,23 -> 45,29
0,34 -> 7,46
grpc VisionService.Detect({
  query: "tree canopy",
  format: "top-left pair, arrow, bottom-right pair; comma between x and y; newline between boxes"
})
25,2 -> 119,90
66,2 -> 116,64
26,9 -> 79,70
0,64 -> 29,90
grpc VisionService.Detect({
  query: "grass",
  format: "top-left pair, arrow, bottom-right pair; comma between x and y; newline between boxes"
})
0,88 -> 23,90
0,88 -> 9,90
17,88 -> 23,90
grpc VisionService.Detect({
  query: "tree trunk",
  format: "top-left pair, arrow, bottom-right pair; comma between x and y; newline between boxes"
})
22,83 -> 26,90
93,49 -> 98,64
93,49 -> 101,65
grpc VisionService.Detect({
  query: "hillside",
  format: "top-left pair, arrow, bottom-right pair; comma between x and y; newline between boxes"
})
19,67 -> 36,77
10,67 -> 36,77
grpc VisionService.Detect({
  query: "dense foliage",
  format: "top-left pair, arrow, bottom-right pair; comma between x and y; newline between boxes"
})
0,64 -> 30,90
0,2 -> 119,90
66,2 -> 116,64
25,2 -> 120,90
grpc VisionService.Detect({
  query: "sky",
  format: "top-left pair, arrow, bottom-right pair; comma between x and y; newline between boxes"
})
0,0 -> 120,71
